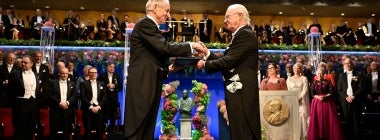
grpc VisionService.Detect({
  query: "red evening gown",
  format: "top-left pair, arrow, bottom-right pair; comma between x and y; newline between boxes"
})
308,79 -> 345,140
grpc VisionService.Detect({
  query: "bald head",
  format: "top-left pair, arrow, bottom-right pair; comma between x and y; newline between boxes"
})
57,61 -> 65,70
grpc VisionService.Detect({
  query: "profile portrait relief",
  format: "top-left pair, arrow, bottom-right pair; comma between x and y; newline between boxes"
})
263,99 -> 289,125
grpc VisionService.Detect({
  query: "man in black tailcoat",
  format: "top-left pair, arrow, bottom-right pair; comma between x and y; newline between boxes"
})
196,4 -> 261,140
46,67 -> 77,140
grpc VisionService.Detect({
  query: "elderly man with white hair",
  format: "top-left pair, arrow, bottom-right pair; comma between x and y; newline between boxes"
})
196,4 -> 261,139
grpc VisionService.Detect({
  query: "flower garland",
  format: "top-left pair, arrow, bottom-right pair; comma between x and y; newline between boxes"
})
160,80 -> 180,140
190,80 -> 213,140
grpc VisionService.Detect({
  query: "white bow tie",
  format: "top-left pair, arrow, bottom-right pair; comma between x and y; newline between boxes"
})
24,71 -> 33,74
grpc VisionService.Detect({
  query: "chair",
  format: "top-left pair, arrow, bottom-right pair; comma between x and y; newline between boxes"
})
0,108 -> 14,138
39,109 -> 50,137
75,110 -> 85,137
362,112 -> 380,140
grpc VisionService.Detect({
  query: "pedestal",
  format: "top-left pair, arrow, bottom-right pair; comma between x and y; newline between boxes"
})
259,91 -> 299,140
180,117 -> 192,140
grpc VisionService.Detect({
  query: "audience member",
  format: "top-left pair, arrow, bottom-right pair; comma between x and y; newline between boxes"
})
80,67 -> 107,140
0,52 -> 17,107
98,62 -> 122,133
199,12 -> 212,43
286,63 -> 310,140
46,67 -> 77,140
337,57 -> 363,140
32,51 -> 50,108
8,55 -> 40,140
308,68 -> 344,140
260,63 -> 287,90
29,9 -> 46,39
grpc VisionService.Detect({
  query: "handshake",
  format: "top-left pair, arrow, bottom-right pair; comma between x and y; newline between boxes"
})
168,41 -> 208,73
191,41 -> 208,57
191,42 -> 208,70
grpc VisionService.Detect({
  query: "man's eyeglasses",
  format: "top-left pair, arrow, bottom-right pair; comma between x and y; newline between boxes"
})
224,13 -> 241,19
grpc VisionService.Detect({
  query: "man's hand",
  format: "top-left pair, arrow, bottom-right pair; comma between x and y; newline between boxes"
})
90,106 -> 100,113
191,42 -> 208,55
196,60 -> 206,70
108,83 -> 115,89
168,64 -> 182,73
59,101 -> 69,110
346,95 -> 355,103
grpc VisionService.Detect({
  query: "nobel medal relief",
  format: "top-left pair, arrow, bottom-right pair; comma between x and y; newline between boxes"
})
263,99 -> 289,126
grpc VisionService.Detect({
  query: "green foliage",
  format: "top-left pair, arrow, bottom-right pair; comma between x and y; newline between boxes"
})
192,130 -> 203,140
191,80 -> 203,94
1,38 -> 378,51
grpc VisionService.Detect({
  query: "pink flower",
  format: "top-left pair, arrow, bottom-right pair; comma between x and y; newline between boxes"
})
194,96 -> 201,104
163,100 -> 173,111
196,105 -> 205,112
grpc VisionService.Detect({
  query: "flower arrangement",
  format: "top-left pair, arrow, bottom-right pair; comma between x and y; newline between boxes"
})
160,80 -> 180,140
190,80 -> 213,140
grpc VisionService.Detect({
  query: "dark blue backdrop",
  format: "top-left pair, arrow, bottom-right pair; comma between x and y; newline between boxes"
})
2,46 -> 379,139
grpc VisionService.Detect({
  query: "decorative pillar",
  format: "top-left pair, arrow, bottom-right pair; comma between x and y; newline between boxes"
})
40,26 -> 55,71
307,27 -> 322,73
180,117 -> 192,140
121,23 -> 134,125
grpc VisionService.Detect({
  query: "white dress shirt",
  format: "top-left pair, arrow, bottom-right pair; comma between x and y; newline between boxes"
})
7,64 -> 13,73
108,73 -> 113,84
59,80 -> 68,102
371,72 -> 379,93
35,63 -> 41,73
367,22 -> 373,36
21,70 -> 36,99
346,71 -> 353,96
90,80 -> 99,105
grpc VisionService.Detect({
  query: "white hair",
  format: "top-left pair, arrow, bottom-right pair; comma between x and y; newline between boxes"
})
227,4 -> 251,25
145,0 -> 169,13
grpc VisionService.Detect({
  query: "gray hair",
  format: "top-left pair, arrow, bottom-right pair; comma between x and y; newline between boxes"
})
146,0 -> 169,13
317,67 -> 326,74
227,4 -> 251,25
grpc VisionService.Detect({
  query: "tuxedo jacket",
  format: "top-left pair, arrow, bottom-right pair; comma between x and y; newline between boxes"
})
363,71 -> 380,94
0,14 -> 11,28
98,72 -> 122,93
46,79 -> 77,110
125,16 -> 192,137
258,69 -> 267,83
204,25 -> 261,139
0,64 -> 18,88
337,70 -> 363,102
29,16 -> 46,29
32,63 -> 50,86
69,71 -> 80,83
79,80 -> 107,110
8,70 -> 40,100
199,19 -> 212,35
363,23 -> 377,36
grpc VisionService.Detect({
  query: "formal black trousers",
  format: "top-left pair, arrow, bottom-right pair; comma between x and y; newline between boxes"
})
12,97 -> 39,140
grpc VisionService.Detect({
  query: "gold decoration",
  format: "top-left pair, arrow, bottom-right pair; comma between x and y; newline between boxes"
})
262,99 -> 289,126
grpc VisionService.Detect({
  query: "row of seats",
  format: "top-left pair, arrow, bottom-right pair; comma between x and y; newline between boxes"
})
0,108 -> 85,139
